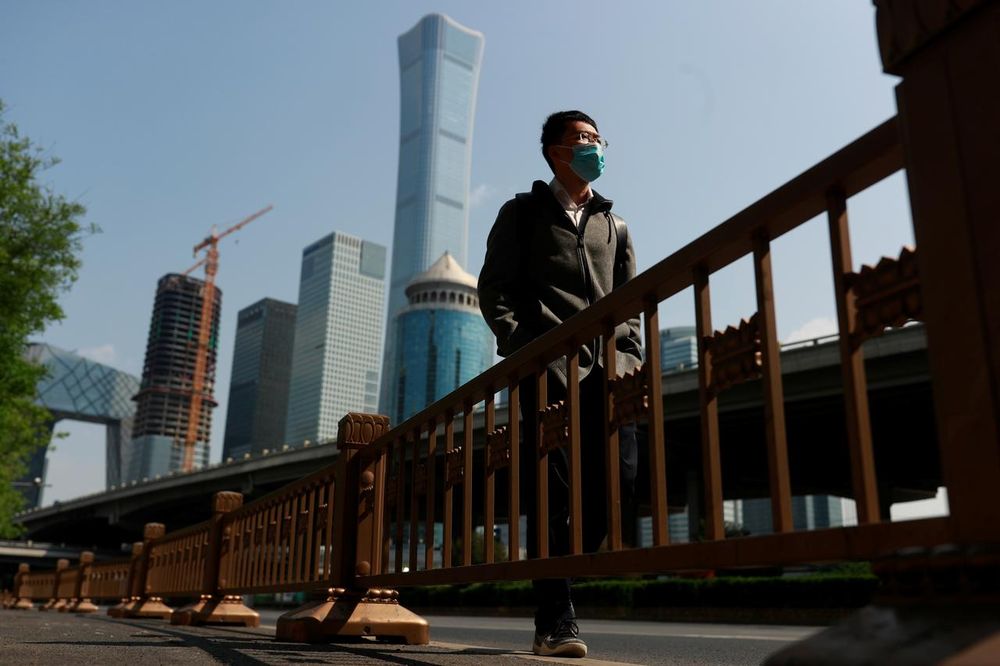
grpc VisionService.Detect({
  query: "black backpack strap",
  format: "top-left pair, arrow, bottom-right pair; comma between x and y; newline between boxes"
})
515,192 -> 535,276
607,212 -> 628,281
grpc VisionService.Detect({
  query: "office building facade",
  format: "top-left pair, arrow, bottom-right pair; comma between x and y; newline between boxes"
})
660,326 -> 698,373
285,232 -> 386,447
129,273 -> 220,481
740,495 -> 849,535
222,298 -> 297,460
388,252 -> 493,423
379,13 -> 485,414
20,343 -> 139,505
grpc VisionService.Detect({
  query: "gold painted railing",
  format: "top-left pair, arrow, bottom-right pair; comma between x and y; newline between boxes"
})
220,465 -> 337,595
87,558 -> 132,602
357,116 -> 940,593
146,522 -> 211,598
0,117 -> 974,639
19,569 -> 55,605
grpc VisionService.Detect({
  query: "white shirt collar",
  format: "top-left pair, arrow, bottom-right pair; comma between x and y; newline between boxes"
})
549,177 -> 592,227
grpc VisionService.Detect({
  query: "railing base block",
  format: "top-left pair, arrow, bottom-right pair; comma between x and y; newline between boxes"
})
69,599 -> 98,614
108,598 -> 137,618
171,595 -> 259,627
122,596 -> 173,620
275,588 -> 429,645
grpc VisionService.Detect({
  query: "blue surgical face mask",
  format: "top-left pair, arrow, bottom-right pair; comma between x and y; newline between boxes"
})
567,143 -> 605,182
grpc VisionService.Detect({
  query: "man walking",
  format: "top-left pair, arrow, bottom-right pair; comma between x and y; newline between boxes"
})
478,110 -> 642,658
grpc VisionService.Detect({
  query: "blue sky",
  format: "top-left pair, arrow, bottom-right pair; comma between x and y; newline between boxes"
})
2,1 -> 920,506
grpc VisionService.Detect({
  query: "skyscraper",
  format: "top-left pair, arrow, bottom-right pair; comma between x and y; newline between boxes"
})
222,298 -> 297,460
20,343 -> 139,504
660,326 -> 698,373
388,252 -> 493,423
284,232 -> 386,447
129,273 -> 220,481
739,495 -> 849,535
379,14 -> 485,414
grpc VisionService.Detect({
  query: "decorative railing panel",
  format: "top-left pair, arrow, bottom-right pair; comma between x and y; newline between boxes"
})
219,466 -> 336,595
145,523 -> 211,597
87,559 -> 132,601
22,572 -> 57,601
350,114 -> 946,590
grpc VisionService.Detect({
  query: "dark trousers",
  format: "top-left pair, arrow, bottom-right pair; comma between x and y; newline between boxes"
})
519,370 -> 638,632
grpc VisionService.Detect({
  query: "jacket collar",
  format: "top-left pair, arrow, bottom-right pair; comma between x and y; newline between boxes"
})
531,179 -> 613,215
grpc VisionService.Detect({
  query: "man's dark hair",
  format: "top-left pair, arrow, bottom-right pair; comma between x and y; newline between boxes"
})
540,110 -> 598,173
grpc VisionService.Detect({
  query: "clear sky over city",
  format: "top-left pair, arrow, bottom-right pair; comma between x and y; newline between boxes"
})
2,1 -> 919,505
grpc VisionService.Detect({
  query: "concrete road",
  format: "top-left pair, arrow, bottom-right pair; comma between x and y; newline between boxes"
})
0,606 -> 819,665
257,610 -> 821,665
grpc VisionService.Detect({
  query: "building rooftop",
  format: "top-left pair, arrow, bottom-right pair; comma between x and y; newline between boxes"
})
406,252 -> 478,292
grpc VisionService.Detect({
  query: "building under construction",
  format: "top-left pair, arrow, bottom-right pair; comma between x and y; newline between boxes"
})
126,273 -> 221,482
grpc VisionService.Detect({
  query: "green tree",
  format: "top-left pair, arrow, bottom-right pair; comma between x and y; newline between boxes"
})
0,100 -> 94,537
451,529 -> 509,566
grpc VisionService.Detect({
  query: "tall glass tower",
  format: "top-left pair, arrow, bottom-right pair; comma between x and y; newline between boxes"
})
222,298 -> 297,460
659,326 -> 698,373
379,14 -> 485,415
284,232 -> 387,448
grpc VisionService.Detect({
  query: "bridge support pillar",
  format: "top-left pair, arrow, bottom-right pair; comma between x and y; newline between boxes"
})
276,413 -> 429,645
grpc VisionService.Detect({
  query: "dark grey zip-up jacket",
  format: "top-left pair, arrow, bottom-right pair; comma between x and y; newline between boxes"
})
478,180 -> 643,387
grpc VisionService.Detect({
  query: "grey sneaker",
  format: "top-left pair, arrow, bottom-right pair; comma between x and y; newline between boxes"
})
533,619 -> 588,658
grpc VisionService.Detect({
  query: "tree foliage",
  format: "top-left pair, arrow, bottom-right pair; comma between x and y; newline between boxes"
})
452,529 -> 509,566
0,100 -> 93,537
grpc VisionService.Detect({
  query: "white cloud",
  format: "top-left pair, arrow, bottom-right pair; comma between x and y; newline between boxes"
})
784,317 -> 838,344
77,344 -> 116,365
469,183 -> 494,208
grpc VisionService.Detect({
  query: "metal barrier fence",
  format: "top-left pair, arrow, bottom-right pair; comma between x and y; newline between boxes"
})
4,0 -> 1000,650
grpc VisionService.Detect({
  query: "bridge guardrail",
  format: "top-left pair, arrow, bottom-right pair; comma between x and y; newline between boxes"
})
87,558 -> 132,607
0,115 -> 932,644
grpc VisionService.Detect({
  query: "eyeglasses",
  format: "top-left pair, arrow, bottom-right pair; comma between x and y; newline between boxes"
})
565,131 -> 609,149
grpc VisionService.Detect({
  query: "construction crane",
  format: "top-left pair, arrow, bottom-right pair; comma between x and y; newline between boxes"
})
180,204 -> 273,472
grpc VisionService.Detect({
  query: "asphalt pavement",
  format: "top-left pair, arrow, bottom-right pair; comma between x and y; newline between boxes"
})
0,607 -> 821,665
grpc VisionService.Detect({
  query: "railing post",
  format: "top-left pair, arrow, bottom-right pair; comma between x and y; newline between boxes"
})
875,0 -> 1000,543
108,542 -> 142,617
276,412 -> 429,644
12,564 -> 33,610
766,4 -> 1000,663
41,559 -> 69,611
122,522 -> 173,619
171,491 -> 259,627
68,551 -> 98,613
